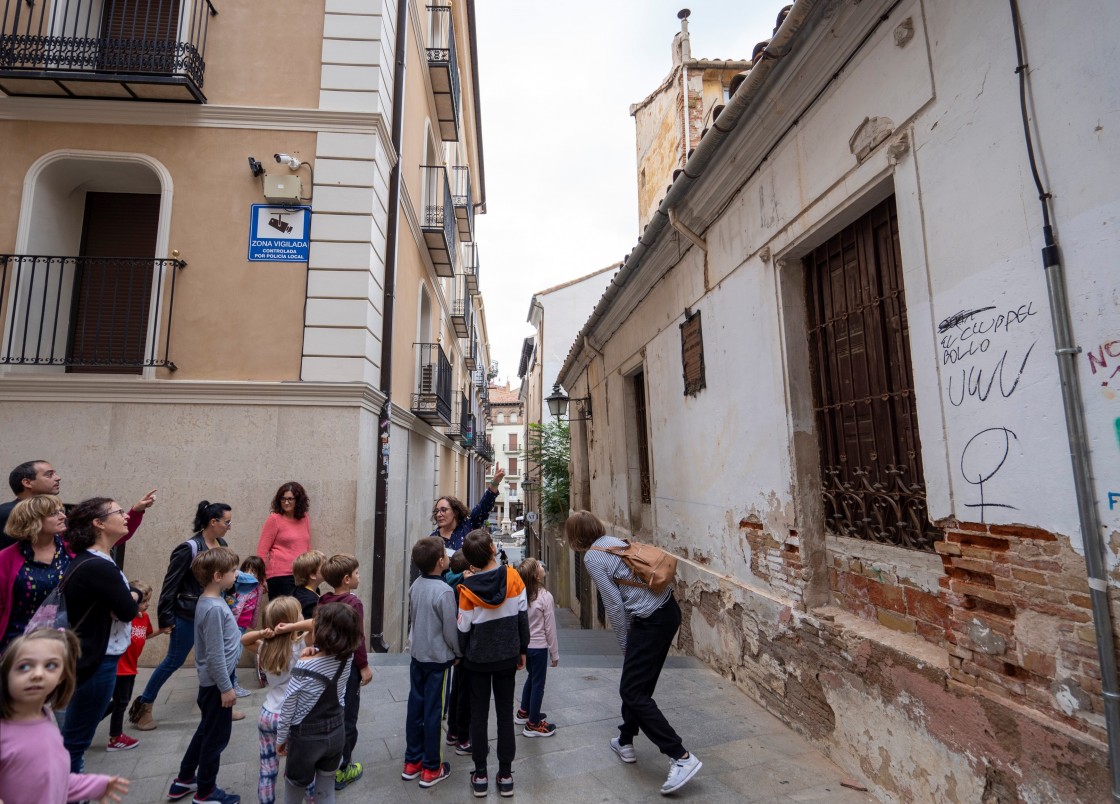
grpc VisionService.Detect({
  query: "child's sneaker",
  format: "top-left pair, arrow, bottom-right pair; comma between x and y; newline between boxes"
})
497,773 -> 514,797
192,787 -> 241,804
167,777 -> 198,800
455,740 -> 473,755
418,762 -> 451,789
470,771 -> 488,798
107,733 -> 139,751
610,737 -> 637,764
522,720 -> 557,738
335,762 -> 363,790
233,684 -> 253,698
445,732 -> 458,745
514,708 -> 545,725
401,761 -> 422,781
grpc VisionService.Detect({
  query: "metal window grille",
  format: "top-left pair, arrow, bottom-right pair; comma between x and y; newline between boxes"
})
633,370 -> 652,504
803,197 -> 940,552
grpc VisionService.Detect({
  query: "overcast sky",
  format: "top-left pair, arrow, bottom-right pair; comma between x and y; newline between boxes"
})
473,1 -> 781,386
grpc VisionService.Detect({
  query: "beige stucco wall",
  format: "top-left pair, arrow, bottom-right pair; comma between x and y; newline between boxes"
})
0,397 -> 372,665
0,122 -> 315,381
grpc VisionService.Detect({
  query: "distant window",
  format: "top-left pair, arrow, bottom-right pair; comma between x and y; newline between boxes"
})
496,413 -> 505,423
680,309 -> 706,396
509,457 -> 518,475
508,433 -> 518,450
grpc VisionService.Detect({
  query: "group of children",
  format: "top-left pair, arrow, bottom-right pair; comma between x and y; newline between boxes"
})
404,528 -> 559,797
0,545 -> 373,804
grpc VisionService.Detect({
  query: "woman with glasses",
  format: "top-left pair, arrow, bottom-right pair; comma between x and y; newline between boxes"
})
0,494 -> 71,652
256,481 -> 312,600
59,497 -> 142,773
431,467 -> 506,552
128,500 -> 232,732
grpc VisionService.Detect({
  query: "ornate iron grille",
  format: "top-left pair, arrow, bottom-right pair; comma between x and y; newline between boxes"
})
804,197 -> 940,552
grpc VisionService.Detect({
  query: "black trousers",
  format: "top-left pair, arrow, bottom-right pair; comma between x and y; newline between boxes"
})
179,685 -> 233,797
618,596 -> 685,760
446,663 -> 471,740
267,575 -> 296,599
468,665 -> 516,776
340,663 -> 361,767
103,674 -> 136,737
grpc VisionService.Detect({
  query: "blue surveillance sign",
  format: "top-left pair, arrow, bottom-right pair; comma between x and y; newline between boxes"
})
248,205 -> 311,262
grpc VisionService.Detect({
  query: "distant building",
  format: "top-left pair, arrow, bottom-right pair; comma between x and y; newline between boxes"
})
485,382 -> 523,531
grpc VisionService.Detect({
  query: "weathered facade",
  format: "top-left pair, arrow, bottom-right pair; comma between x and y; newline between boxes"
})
0,0 -> 493,653
558,0 -> 1120,799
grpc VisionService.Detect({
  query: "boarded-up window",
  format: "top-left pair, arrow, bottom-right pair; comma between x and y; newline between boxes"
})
680,309 -> 706,395
804,196 -> 939,551
633,370 -> 651,504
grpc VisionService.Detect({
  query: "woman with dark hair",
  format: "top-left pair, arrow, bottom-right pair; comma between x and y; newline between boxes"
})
0,495 -> 71,651
128,500 -> 232,732
257,481 -> 312,600
58,497 -> 141,773
431,468 -> 506,552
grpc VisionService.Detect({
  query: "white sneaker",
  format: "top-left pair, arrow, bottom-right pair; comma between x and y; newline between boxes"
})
610,737 -> 636,764
660,752 -> 701,795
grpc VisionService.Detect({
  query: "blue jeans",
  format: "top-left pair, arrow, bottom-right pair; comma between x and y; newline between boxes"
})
140,614 -> 194,703
405,659 -> 451,770
519,648 -> 550,724
62,653 -> 120,772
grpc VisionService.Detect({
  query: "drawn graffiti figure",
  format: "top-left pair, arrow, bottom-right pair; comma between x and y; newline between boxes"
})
960,427 -> 1019,522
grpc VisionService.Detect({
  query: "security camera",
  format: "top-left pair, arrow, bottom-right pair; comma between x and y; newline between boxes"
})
248,156 -> 264,177
274,153 -> 302,170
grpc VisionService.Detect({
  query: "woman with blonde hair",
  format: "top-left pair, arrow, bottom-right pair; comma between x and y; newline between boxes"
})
0,495 -> 71,651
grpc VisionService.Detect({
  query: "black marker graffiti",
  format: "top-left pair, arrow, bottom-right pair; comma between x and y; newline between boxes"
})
947,342 -> 1036,406
960,427 -> 1019,523
938,306 -> 997,333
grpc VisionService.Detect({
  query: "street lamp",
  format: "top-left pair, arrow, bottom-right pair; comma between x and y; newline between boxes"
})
546,384 -> 592,421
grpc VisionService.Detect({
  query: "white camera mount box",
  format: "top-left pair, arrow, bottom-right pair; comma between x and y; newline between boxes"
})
264,175 -> 302,205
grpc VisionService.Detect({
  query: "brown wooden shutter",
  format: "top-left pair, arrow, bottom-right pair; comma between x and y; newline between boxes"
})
99,0 -> 181,73
68,192 -> 160,374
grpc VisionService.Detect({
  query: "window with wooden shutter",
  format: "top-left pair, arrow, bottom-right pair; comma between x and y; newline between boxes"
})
99,0 -> 182,74
803,196 -> 940,551
680,309 -> 706,396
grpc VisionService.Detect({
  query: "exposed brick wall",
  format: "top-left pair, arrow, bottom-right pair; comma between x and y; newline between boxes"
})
936,521 -> 1116,737
829,552 -> 950,646
741,519 -> 805,603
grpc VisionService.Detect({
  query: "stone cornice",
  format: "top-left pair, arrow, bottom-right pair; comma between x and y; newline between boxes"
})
0,376 -> 387,413
0,99 -> 397,164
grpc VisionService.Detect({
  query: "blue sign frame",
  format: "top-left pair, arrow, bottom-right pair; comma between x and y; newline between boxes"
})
248,205 -> 312,262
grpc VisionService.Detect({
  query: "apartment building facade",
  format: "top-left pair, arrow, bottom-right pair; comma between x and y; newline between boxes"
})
558,0 -> 1119,799
0,0 -> 493,652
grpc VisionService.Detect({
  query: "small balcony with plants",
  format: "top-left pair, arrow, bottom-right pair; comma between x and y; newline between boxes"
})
0,0 -> 218,103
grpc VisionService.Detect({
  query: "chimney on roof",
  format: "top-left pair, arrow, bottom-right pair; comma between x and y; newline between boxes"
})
672,9 -> 691,67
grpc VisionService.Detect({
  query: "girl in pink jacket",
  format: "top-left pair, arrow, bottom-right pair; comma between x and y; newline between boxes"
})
515,558 -> 559,737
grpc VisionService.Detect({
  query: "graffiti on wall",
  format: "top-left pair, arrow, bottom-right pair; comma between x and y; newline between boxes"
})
940,303 -> 1038,407
960,427 -> 1020,521
1087,339 -> 1120,400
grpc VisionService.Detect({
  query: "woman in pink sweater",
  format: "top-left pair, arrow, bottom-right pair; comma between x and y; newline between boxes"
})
256,482 -> 312,599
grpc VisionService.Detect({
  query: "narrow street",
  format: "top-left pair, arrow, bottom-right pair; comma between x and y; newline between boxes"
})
84,610 -> 873,802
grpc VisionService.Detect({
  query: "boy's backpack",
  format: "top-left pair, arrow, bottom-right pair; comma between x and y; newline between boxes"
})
589,540 -> 677,595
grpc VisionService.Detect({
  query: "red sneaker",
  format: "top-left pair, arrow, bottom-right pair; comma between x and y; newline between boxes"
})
401,760 -> 423,780
419,762 -> 451,788
106,733 -> 139,752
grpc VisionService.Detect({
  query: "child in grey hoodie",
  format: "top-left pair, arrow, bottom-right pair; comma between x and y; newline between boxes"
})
401,537 -> 461,788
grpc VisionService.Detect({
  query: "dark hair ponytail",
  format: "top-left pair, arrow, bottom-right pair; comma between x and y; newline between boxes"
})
193,500 -> 231,533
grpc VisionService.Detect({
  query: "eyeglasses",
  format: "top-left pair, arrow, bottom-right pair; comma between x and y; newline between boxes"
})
219,519 -> 233,527
280,497 -> 296,502
435,507 -> 452,514
100,508 -> 126,519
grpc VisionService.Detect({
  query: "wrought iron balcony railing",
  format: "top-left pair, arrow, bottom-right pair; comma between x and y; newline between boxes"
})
463,334 -> 477,371
445,391 -> 474,447
425,3 -> 460,141
451,165 -> 473,242
410,342 -> 452,426
450,271 -> 471,339
1,254 -> 184,373
463,242 -> 479,295
0,0 -> 218,103
421,165 -> 455,277
475,432 -> 493,462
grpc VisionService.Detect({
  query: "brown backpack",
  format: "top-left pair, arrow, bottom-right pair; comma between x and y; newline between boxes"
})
589,540 -> 677,595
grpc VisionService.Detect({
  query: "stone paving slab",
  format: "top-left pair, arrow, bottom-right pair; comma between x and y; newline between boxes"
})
83,611 -> 873,803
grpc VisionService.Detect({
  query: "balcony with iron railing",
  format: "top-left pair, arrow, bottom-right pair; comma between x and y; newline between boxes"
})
410,342 -> 452,426
463,335 -> 477,371
445,391 -> 474,447
450,271 -> 471,339
425,3 -> 460,141
0,0 -> 218,103
451,165 -> 473,242
463,241 -> 479,295
474,432 -> 493,462
421,165 -> 455,278
1,254 -> 184,373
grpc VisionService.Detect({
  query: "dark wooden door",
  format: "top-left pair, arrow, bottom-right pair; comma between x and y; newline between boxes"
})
67,192 -> 159,374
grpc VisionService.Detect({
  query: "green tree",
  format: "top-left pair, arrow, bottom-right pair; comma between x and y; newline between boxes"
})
525,419 -> 570,522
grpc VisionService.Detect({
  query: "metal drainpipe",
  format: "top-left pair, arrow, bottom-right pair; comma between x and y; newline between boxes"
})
369,0 -> 410,654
